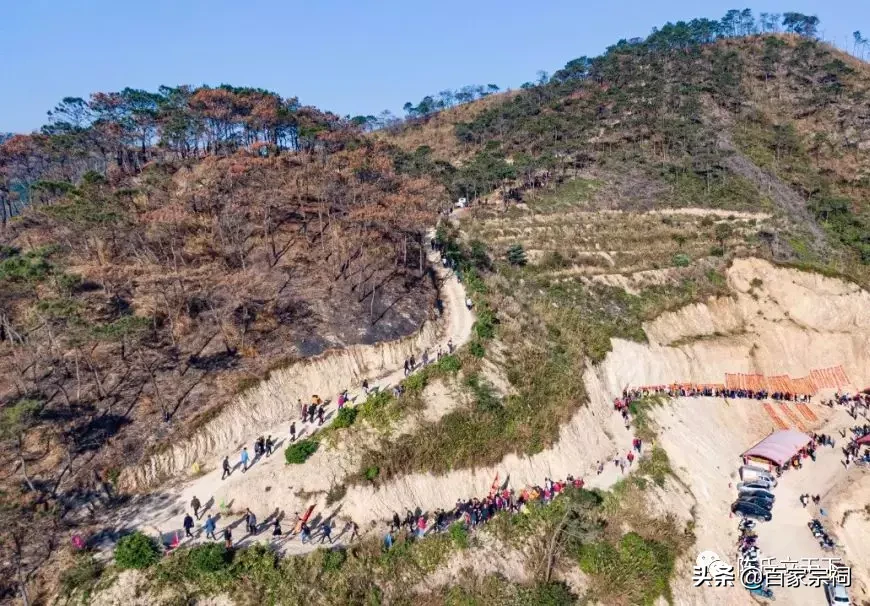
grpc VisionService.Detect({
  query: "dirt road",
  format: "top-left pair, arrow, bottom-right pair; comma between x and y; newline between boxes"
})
105,236 -> 476,551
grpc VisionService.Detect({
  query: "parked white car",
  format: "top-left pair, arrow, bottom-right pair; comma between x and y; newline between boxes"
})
737,479 -> 777,491
825,582 -> 851,605
739,465 -> 778,487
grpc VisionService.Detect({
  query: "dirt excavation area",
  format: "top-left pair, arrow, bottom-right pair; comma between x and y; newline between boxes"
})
606,256 -> 870,606
95,257 -> 870,604
656,400 -> 867,605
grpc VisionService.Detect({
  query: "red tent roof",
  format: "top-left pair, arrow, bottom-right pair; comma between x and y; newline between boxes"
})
742,430 -> 812,466
857,434 -> 870,446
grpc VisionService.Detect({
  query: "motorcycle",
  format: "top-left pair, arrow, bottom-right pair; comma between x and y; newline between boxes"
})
739,519 -> 756,531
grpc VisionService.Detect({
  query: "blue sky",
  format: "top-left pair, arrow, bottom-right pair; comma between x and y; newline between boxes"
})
2,0 -> 868,133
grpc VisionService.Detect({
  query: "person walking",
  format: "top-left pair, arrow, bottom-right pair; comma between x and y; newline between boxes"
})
245,508 -> 257,534
273,518 -> 282,536
183,512 -> 195,538
240,447 -> 250,472
204,515 -> 217,540
404,359 -> 410,377
300,399 -> 307,421
300,523 -> 311,544
221,456 -> 231,480
265,436 -> 273,457
190,496 -> 201,519
392,512 -> 401,531
317,405 -> 325,426
319,522 -> 333,544
347,520 -> 360,542
289,422 -> 296,442
627,451 -> 635,466
223,527 -> 232,549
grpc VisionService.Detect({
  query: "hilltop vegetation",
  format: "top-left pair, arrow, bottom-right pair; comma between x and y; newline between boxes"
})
391,11 -> 870,280
0,85 -> 445,602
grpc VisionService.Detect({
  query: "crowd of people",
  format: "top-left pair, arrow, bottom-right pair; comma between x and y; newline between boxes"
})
171,469 -> 604,553
180,426 -> 646,553
621,385 -> 814,402
381,473 -> 589,549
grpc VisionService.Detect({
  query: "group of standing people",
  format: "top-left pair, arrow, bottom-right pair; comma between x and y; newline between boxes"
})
383,473 -> 588,550
299,395 -> 327,426
621,385 -> 814,403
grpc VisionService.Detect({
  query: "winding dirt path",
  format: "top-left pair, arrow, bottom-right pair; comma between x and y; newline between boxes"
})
106,236 -> 475,544
104,257 -> 869,571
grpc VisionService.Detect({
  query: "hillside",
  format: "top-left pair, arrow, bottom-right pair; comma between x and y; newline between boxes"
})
0,87 -> 446,602
391,31 -> 870,282
4,9 -> 870,606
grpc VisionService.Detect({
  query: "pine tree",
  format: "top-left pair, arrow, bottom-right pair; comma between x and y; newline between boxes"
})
506,244 -> 528,266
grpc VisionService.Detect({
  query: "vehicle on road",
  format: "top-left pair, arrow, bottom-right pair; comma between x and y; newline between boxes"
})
735,495 -> 774,510
824,582 -> 851,605
731,500 -> 773,521
739,466 -> 778,486
737,487 -> 776,501
737,479 -> 776,491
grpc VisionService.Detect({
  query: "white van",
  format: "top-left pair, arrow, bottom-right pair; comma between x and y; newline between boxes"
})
739,465 -> 778,487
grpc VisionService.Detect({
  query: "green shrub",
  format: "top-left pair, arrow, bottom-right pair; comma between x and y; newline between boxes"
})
578,532 -> 674,605
0,249 -> 52,285
637,446 -> 672,487
115,531 -> 161,570
672,253 -> 691,267
519,581 -> 576,605
60,554 -> 103,598
187,543 -> 231,573
462,268 -> 488,295
284,439 -> 318,464
56,271 -> 83,294
364,466 -> 379,482
709,245 -> 725,257
435,353 -> 462,373
358,390 -> 398,429
402,372 -> 428,394
469,340 -> 485,358
91,315 -> 150,342
473,308 -> 496,340
332,407 -> 358,429
465,374 -> 501,412
34,297 -> 82,322
321,548 -> 347,572
468,239 -> 491,270
448,522 -> 469,549
506,244 -> 528,266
